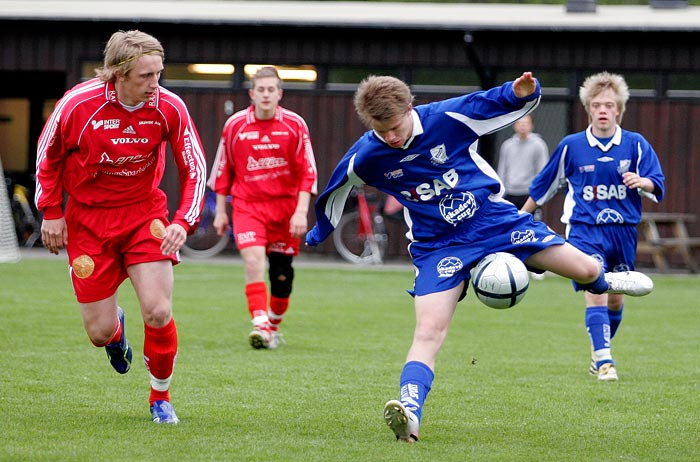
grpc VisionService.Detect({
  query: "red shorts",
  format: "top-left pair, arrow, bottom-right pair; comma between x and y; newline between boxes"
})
65,189 -> 179,303
232,197 -> 300,256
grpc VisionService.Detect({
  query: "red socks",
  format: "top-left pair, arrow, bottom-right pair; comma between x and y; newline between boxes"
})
245,282 -> 268,320
269,296 -> 289,330
144,318 -> 178,405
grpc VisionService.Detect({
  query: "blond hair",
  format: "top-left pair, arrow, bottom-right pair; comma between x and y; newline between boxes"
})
251,66 -> 282,89
579,71 -> 629,124
354,75 -> 414,128
95,30 -> 164,82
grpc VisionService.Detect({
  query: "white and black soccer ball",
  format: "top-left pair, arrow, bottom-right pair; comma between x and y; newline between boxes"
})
471,252 -> 529,309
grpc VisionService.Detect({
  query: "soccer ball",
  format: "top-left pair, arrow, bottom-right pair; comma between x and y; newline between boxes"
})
471,252 -> 529,309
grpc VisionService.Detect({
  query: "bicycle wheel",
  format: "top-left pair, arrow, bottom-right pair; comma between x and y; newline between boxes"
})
181,197 -> 230,258
333,210 -> 388,264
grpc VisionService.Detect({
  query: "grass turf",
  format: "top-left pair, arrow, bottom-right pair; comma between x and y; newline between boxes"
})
1,256 -> 698,461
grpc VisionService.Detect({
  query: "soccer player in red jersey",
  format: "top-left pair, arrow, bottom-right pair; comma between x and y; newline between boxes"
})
35,30 -> 206,423
209,66 -> 318,349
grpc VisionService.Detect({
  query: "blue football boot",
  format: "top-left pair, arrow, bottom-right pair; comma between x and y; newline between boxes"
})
105,307 -> 132,374
150,400 -> 180,424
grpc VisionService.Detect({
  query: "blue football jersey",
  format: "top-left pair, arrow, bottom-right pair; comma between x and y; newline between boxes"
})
529,126 -> 665,226
306,80 -> 541,246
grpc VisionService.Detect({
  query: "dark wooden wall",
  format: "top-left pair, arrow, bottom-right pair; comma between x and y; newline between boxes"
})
2,18 -> 699,257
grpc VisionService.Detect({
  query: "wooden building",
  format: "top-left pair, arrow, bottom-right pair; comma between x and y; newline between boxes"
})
1,0 -> 699,259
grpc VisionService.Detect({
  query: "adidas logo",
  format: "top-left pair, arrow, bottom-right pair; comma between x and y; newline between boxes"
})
261,135 -> 271,143
123,125 -> 136,134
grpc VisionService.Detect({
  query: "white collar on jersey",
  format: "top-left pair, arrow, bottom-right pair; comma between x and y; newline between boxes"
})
586,124 -> 622,152
373,109 -> 424,150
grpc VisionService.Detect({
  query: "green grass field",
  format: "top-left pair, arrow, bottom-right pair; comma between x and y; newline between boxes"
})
1,255 -> 698,461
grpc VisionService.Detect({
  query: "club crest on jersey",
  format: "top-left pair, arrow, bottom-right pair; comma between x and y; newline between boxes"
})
617,159 -> 631,175
430,144 -> 448,165
384,169 -> 404,180
436,256 -> 463,278
439,191 -> 478,226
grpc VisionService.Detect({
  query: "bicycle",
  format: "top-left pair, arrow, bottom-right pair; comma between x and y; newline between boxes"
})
180,189 -> 232,258
6,177 -> 42,248
332,186 -> 390,265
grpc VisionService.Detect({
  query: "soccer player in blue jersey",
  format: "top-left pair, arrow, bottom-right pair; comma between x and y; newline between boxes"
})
306,72 -> 655,442
523,71 -> 665,382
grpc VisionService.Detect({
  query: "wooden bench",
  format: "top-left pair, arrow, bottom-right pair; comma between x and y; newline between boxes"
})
637,212 -> 700,273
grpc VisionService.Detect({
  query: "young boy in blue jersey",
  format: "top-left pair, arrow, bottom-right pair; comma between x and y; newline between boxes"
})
523,72 -> 665,382
305,72 -> 654,442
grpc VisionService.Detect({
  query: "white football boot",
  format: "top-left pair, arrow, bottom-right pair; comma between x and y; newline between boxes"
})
597,363 -> 619,381
383,400 -> 420,443
605,271 -> 653,296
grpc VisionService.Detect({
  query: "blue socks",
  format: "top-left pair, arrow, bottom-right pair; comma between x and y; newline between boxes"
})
586,305 -> 613,367
577,270 -> 609,294
399,361 -> 434,422
608,305 -> 624,338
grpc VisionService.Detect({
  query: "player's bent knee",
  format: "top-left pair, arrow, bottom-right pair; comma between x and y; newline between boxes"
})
269,253 -> 294,298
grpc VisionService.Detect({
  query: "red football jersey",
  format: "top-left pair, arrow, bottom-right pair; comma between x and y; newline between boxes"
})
35,78 -> 206,233
208,105 -> 318,201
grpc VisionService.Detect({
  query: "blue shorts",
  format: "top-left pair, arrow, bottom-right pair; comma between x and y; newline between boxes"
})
408,200 -> 565,297
567,223 -> 637,291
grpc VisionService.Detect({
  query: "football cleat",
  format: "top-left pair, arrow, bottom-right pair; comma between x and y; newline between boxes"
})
150,400 -> 180,424
597,363 -> 618,382
605,271 -> 653,296
268,330 -> 284,350
249,325 -> 276,350
383,400 -> 420,443
105,307 -> 132,374
588,355 -> 598,376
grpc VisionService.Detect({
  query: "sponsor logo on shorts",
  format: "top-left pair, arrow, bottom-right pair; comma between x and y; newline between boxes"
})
511,229 -> 537,245
72,255 -> 95,279
269,242 -> 294,254
150,219 -> 166,239
437,256 -> 463,278
237,231 -> 256,245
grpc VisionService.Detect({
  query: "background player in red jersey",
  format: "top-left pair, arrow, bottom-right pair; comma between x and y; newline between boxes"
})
35,30 -> 207,423
209,66 -> 318,349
